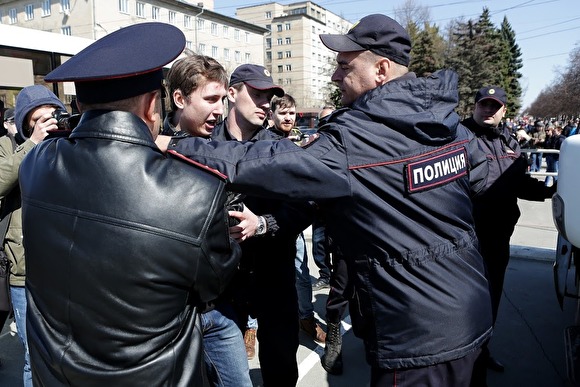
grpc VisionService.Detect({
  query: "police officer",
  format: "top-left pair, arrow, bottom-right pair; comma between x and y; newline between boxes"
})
19,23 -> 240,386
159,14 -> 492,386
461,86 -> 554,384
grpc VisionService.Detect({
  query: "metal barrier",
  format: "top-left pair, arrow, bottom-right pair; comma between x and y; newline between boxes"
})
520,148 -> 559,177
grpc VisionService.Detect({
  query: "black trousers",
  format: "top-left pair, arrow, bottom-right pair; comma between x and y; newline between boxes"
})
325,253 -> 349,323
371,348 -> 481,387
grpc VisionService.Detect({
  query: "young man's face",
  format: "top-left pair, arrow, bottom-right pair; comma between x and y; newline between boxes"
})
331,51 -> 379,107
231,84 -> 275,130
176,80 -> 227,138
473,99 -> 506,128
271,104 -> 296,134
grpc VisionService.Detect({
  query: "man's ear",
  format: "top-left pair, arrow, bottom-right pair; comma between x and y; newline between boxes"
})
144,91 -> 160,123
377,58 -> 391,84
173,89 -> 185,110
227,86 -> 237,103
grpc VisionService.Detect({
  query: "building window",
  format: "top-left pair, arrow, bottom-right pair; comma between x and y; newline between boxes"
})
235,51 -> 241,63
168,11 -> 176,24
245,53 -> 250,63
277,51 -> 283,59
285,51 -> 291,58
285,23 -> 291,30
184,15 -> 191,28
211,22 -> 218,36
8,8 -> 17,24
198,43 -> 206,55
118,0 -> 128,14
245,32 -> 249,43
285,37 -> 291,44
186,41 -> 193,50
151,6 -> 159,20
266,24 -> 271,31
266,38 -> 271,49
277,24 -> 282,32
136,2 -> 145,18
234,29 -> 240,41
265,11 -> 271,18
197,18 -> 204,31
224,48 -> 230,61
266,52 -> 272,61
212,46 -> 218,58
25,4 -> 34,21
285,78 -> 292,85
61,0 -> 70,13
278,65 -> 283,73
277,38 -> 282,45
61,26 -> 71,35
285,64 -> 292,71
41,0 -> 50,16
277,78 -> 283,85
223,25 -> 228,37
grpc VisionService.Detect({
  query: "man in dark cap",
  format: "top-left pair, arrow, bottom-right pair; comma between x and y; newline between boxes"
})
18,23 -> 241,386
159,13 -> 493,385
212,64 -> 319,386
461,86 -> 554,385
0,84 -> 67,387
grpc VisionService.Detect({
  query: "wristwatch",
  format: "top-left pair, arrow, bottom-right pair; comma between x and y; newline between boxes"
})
256,216 -> 267,236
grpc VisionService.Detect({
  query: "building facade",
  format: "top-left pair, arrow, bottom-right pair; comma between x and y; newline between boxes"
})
236,1 -> 351,109
0,0 -> 267,76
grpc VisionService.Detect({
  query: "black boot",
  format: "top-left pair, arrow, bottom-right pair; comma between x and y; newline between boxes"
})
321,322 -> 343,375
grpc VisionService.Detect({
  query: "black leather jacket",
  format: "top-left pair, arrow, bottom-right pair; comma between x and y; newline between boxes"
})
20,110 -> 241,386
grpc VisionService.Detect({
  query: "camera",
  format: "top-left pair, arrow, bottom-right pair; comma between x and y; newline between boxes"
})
51,109 -> 80,130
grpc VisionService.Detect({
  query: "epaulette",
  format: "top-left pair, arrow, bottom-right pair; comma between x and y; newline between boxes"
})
167,149 -> 228,180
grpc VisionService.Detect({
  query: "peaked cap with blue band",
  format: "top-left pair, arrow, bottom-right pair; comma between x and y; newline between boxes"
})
45,22 -> 186,103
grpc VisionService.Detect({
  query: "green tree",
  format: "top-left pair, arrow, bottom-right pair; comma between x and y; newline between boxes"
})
409,22 -> 445,77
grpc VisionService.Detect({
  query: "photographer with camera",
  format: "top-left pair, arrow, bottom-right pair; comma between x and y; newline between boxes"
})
0,84 -> 67,387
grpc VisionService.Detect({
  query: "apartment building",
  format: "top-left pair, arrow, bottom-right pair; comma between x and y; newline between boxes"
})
236,1 -> 351,110
0,0 -> 268,74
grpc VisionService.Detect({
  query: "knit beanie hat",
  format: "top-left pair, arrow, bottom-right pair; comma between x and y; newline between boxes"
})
14,85 -> 66,139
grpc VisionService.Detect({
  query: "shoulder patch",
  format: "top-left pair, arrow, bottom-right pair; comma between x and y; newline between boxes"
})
297,133 -> 320,148
167,149 -> 228,180
405,147 -> 467,193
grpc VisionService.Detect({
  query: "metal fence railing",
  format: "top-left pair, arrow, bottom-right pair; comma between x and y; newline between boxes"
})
520,148 -> 559,177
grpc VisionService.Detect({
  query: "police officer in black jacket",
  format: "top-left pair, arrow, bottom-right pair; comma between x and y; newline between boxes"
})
159,14 -> 493,387
19,23 -> 240,386
462,86 -> 555,385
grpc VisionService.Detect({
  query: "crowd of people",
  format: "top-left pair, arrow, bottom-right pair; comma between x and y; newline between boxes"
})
0,12 -> 570,387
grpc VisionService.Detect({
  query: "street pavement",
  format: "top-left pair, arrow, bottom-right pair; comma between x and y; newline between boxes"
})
0,197 -> 574,386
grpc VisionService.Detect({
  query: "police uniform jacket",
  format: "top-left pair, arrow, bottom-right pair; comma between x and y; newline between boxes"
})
19,110 -> 241,386
171,69 -> 493,369
461,117 -> 552,236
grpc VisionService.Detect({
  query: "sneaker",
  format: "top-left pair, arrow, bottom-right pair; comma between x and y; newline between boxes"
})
312,278 -> 330,291
299,316 -> 326,343
244,328 -> 257,360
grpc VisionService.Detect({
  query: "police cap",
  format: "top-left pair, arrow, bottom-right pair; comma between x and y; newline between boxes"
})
45,22 -> 185,104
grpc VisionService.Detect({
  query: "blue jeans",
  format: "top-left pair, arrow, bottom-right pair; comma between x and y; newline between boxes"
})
530,152 -> 543,172
545,156 -> 558,186
11,286 -> 32,387
201,305 -> 252,387
295,233 -> 314,320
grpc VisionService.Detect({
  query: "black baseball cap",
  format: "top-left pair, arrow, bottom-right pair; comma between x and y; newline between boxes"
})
319,14 -> 411,66
45,23 -> 185,104
229,64 -> 284,97
475,86 -> 507,106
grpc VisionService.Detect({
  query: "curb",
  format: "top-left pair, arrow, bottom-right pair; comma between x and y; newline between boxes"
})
510,244 -> 555,263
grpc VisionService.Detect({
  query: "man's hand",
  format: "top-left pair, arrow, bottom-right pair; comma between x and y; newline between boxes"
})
30,113 -> 58,144
228,205 -> 260,243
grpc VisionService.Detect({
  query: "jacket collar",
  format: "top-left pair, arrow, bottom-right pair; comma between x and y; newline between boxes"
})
70,110 -> 158,149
